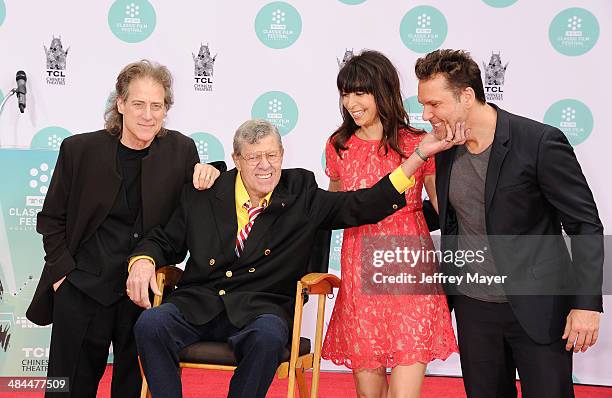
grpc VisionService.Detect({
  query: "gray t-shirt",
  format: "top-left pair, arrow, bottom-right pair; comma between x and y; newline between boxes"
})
449,144 -> 507,302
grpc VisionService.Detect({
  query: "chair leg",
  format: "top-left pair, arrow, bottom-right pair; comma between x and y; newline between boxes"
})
138,357 -> 151,398
296,367 -> 309,398
287,281 -> 306,398
310,294 -> 326,398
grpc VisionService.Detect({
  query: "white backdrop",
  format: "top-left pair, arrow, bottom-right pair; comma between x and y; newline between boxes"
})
0,0 -> 610,387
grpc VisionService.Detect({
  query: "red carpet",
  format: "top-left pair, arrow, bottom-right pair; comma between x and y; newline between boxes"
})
2,366 -> 611,397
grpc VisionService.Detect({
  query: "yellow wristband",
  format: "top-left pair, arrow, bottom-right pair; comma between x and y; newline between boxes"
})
128,255 -> 155,273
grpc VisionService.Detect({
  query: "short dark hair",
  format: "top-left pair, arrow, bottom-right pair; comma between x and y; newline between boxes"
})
415,49 -> 486,104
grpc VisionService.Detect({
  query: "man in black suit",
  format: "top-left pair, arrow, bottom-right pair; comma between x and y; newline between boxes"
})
26,60 -> 225,397
127,118 -> 456,398
414,49 -> 603,397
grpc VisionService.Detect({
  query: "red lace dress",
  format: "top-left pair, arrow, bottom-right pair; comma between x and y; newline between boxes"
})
321,129 -> 458,370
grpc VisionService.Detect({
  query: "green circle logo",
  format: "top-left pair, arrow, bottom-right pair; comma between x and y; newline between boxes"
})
108,0 -> 156,43
338,0 -> 367,4
403,96 -> 432,132
31,126 -> 72,151
328,230 -> 344,271
543,99 -> 593,146
400,6 -> 447,53
549,8 -> 599,56
255,2 -> 302,49
189,132 -> 225,162
482,0 -> 518,8
251,91 -> 299,136
0,1 -> 6,27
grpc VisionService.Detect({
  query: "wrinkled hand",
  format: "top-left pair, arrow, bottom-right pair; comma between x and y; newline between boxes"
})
193,163 -> 221,190
419,122 -> 470,158
52,276 -> 66,292
126,259 -> 161,309
562,309 -> 600,353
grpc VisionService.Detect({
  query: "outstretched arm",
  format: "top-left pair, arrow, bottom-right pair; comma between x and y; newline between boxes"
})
315,122 -> 466,230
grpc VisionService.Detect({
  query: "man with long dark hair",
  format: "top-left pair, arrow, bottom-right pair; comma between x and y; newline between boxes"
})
26,60 -> 225,397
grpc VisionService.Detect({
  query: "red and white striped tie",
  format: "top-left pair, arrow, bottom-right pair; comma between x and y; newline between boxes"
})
235,201 -> 266,257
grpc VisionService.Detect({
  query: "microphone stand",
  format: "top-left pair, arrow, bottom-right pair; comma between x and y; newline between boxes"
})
0,88 -> 17,114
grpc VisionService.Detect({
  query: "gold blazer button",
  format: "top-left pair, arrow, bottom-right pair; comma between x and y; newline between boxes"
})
225,270 -> 233,278
248,268 -> 256,273
264,249 -> 271,256
218,289 -> 226,296
209,258 -> 216,266
392,204 -> 398,210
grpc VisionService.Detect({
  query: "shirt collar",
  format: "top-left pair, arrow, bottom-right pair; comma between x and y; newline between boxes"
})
235,171 -> 273,207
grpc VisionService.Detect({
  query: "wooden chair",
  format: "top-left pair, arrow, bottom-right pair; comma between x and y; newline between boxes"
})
139,266 -> 341,398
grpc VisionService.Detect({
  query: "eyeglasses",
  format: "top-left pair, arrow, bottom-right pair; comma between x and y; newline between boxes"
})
240,150 -> 283,166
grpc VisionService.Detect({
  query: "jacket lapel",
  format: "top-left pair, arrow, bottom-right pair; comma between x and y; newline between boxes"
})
485,105 -> 510,213
77,132 -> 121,247
436,146 -> 457,235
212,169 -> 240,262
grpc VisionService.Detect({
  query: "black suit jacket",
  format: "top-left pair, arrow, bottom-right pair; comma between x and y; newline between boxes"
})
436,104 -> 603,344
26,129 -> 225,325
131,168 -> 406,328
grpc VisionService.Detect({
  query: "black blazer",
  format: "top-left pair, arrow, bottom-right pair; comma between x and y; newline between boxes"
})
26,129 -> 225,325
131,168 -> 406,328
436,104 -> 603,344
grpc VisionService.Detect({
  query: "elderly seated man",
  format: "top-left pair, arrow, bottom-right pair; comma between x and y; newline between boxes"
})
127,118 -> 458,398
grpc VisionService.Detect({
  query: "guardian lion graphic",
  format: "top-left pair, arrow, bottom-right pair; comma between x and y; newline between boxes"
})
483,52 -> 508,86
193,43 -> 217,77
44,36 -> 69,70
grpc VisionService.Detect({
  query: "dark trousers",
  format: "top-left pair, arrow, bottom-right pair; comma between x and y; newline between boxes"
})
46,280 -> 143,397
134,303 -> 289,398
453,295 -> 574,398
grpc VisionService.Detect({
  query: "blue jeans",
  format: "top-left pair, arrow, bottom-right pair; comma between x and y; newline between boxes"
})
134,303 -> 289,398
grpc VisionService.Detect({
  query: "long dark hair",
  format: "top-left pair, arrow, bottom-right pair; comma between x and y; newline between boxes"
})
330,50 -> 421,158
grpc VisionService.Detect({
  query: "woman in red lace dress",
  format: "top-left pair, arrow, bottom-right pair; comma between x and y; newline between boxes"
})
321,50 -> 458,397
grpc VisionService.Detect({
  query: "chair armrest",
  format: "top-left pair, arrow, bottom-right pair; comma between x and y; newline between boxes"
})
156,266 -> 183,289
300,273 -> 340,295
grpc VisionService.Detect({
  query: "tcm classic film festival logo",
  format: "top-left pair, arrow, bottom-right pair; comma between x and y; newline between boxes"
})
400,6 -> 447,53
189,133 -> 225,163
44,36 -> 69,86
193,43 -> 216,92
255,2 -> 302,49
251,91 -> 298,136
482,52 -> 509,102
544,100 -> 594,146
549,8 -> 599,56
108,0 -> 156,43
